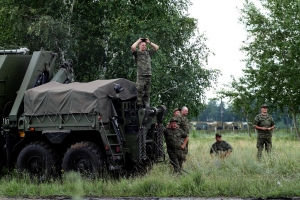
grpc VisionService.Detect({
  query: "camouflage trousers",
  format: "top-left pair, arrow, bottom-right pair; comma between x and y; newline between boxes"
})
257,137 -> 272,159
136,75 -> 151,107
167,150 -> 185,173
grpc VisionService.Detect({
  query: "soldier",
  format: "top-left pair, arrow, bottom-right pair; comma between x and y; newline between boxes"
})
210,133 -> 233,158
166,108 -> 181,128
173,108 -> 181,117
131,38 -> 159,108
163,117 -> 188,174
253,104 -> 275,159
178,106 -> 189,158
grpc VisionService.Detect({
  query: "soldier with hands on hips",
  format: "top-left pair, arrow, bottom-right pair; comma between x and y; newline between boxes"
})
163,117 -> 188,174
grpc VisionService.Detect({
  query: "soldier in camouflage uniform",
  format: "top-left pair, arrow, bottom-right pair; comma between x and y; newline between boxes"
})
166,108 -> 181,128
210,133 -> 233,158
164,117 -> 189,174
173,108 -> 181,117
177,106 -> 189,159
253,104 -> 275,159
131,38 -> 159,108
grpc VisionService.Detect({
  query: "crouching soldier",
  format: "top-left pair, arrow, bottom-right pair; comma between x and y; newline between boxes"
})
163,117 -> 188,174
210,133 -> 233,158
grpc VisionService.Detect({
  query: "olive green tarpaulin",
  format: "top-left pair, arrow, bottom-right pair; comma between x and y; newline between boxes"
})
24,78 -> 137,122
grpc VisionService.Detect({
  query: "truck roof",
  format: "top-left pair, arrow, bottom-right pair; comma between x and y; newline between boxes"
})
24,78 -> 137,122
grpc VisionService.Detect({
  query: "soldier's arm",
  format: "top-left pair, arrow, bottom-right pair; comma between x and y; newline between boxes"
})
223,151 -> 231,158
143,38 -> 159,51
255,124 -> 275,131
268,125 -> 275,131
131,38 -> 142,52
181,136 -> 188,149
254,115 -> 271,131
269,117 -> 275,130
162,126 -> 167,134
223,142 -> 232,157
179,129 -> 188,149
253,116 -> 259,129
150,42 -> 159,51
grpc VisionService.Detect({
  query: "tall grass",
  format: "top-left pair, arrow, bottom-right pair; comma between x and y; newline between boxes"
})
0,131 -> 299,198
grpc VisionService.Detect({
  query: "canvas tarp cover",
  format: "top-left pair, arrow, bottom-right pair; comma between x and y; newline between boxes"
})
24,78 -> 137,122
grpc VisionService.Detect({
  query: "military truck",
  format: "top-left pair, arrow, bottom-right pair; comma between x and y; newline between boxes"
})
0,48 -> 166,180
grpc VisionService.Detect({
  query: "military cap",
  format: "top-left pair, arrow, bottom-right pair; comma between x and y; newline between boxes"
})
260,104 -> 269,108
173,108 -> 180,113
169,117 -> 178,123
215,133 -> 222,138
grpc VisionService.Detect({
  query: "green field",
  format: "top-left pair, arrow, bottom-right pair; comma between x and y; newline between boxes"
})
0,131 -> 299,199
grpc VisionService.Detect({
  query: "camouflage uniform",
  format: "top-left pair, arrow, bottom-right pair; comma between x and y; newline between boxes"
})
133,49 -> 156,107
210,140 -> 233,157
253,113 -> 275,159
163,126 -> 188,173
177,115 -> 189,157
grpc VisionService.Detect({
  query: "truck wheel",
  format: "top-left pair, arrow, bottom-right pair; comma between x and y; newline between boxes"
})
17,142 -> 58,181
62,141 -> 106,178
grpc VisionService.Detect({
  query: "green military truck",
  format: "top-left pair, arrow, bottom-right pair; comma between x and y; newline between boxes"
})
0,48 -> 166,180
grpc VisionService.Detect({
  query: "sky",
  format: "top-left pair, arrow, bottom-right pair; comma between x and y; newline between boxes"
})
188,0 -> 247,99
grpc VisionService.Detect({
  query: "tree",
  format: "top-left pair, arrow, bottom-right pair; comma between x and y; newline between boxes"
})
0,0 -> 219,119
239,0 -> 300,139
198,99 -> 220,122
218,76 -> 259,136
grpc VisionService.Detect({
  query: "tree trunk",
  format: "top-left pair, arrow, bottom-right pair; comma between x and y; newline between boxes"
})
291,112 -> 300,141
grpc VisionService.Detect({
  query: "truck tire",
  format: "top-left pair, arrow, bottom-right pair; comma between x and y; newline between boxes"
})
16,142 -> 58,181
62,141 -> 106,178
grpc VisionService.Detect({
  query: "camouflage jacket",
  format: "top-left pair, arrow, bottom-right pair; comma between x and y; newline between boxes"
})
210,140 -> 233,155
133,49 -> 156,76
253,113 -> 275,138
177,115 -> 189,135
163,127 -> 188,152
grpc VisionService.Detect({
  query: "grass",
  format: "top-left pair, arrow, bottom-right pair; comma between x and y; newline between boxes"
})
0,131 -> 299,198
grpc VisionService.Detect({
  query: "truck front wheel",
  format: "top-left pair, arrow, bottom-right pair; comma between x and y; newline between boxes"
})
16,142 -> 58,181
61,141 -> 106,178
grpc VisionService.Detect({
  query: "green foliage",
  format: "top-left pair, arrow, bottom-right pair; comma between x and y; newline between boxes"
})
198,99 -> 240,122
0,0 -> 219,118
240,0 -> 300,109
0,132 -> 299,198
219,0 -> 300,139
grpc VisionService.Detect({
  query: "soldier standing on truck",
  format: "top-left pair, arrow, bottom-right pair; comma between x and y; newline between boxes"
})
253,104 -> 275,160
131,38 -> 159,109
163,117 -> 188,174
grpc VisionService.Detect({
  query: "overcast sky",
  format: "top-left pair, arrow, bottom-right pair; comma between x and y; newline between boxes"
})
188,0 -> 247,99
